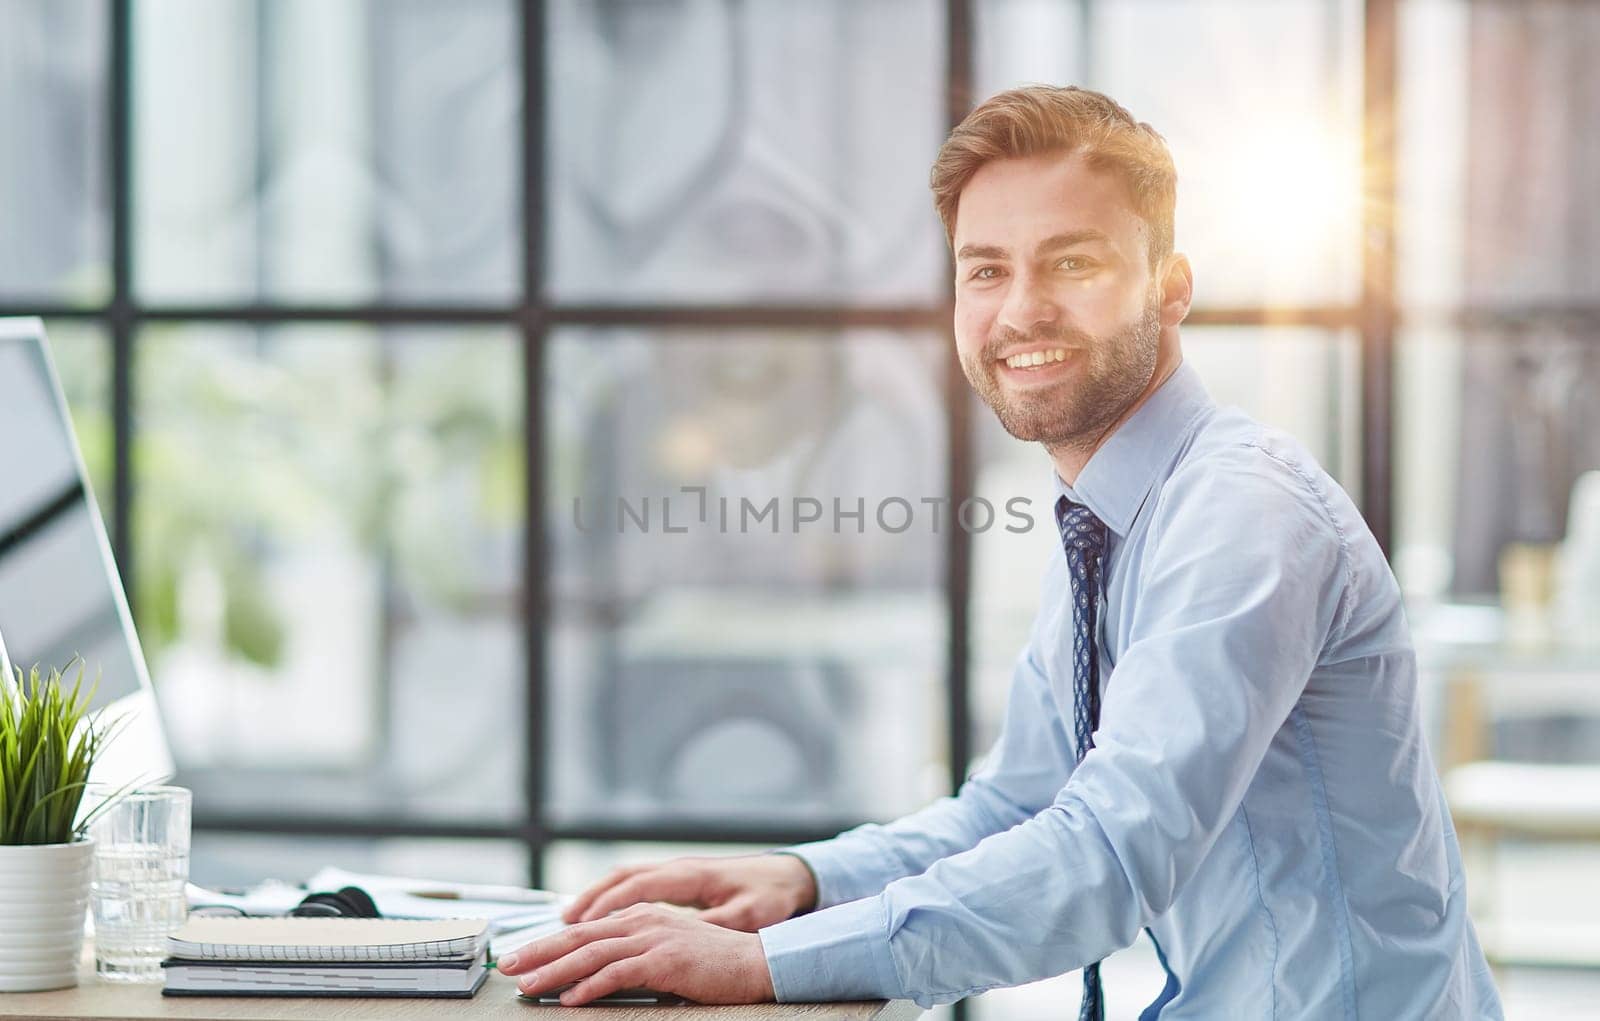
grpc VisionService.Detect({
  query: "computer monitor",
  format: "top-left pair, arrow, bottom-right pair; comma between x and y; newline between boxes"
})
0,318 -> 174,787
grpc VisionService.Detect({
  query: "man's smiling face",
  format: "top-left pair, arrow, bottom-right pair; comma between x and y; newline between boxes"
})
952,150 -> 1163,450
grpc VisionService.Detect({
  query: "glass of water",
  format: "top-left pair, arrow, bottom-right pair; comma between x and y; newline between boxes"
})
86,786 -> 192,983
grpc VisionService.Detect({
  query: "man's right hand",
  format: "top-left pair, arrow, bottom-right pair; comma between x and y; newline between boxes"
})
560,853 -> 818,932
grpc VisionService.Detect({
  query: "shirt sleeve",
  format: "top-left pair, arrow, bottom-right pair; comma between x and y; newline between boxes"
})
771,633 -> 1081,908
773,617 -> 1079,911
760,446 -> 1348,1006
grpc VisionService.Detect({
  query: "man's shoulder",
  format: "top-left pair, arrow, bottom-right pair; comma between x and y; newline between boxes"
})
1153,408 -> 1348,542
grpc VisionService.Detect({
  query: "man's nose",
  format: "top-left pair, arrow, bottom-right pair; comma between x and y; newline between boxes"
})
996,271 -> 1060,336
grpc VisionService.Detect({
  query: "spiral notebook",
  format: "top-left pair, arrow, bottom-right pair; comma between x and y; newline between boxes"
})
167,917 -> 491,963
163,956 -> 490,998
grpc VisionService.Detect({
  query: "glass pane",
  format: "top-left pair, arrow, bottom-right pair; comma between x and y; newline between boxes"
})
1396,0 -> 1600,600
0,0 -> 109,304
133,0 -> 520,305
1396,0 -> 1467,310
1183,326 -> 1362,498
191,833 -> 529,892
134,323 -> 525,822
546,329 -> 948,825
546,0 -> 946,304
1399,0 -> 1600,309
1090,0 -> 1363,307
41,320 -> 113,524
965,404 -> 1057,775
1397,328 -> 1600,605
975,0 -> 1084,106
1394,326 -> 1460,602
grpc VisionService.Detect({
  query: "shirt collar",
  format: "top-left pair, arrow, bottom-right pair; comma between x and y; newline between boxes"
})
1050,359 -> 1214,537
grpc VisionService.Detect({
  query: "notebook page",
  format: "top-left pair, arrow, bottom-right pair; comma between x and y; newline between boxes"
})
168,917 -> 489,962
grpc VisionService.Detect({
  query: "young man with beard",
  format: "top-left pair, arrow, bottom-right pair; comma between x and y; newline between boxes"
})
497,86 -> 1504,1019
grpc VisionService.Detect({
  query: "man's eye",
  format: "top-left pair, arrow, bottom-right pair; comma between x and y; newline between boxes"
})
1059,256 -> 1093,272
970,266 -> 1003,281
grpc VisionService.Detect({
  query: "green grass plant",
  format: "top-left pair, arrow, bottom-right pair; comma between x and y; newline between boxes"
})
0,660 -> 120,845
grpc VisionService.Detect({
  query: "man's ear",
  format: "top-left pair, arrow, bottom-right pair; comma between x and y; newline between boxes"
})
1158,253 -> 1193,328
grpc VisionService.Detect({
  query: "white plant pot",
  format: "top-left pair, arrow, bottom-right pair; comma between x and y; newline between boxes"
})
0,838 -> 94,992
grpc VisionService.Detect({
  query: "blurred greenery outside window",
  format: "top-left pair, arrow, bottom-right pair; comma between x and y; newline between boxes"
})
126,325 -> 526,823
132,326 -> 523,672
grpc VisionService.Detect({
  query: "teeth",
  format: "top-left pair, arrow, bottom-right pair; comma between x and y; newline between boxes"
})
1003,348 -> 1068,369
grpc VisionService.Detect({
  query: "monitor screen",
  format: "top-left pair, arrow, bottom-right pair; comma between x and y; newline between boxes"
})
0,318 -> 173,787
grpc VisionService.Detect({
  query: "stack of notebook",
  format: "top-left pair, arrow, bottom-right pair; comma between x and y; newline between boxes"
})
161,917 -> 491,998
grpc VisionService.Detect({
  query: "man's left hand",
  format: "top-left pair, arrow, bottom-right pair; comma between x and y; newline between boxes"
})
496,903 -> 776,1005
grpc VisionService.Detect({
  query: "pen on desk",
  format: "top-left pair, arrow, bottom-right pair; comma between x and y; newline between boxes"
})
409,886 -> 561,904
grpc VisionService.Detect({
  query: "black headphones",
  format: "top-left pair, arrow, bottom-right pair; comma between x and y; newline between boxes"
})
291,885 -> 381,919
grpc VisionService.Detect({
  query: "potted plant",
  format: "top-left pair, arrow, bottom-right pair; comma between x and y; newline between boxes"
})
0,661 -> 119,992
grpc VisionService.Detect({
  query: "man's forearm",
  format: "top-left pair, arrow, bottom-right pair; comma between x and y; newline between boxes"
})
775,774 -> 1036,910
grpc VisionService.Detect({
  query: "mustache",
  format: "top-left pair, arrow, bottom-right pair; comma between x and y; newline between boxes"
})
979,324 -> 1094,362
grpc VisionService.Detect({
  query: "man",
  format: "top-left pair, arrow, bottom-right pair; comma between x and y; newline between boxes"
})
498,86 -> 1504,1018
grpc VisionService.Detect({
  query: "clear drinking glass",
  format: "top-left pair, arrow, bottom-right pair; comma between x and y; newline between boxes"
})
86,786 -> 192,982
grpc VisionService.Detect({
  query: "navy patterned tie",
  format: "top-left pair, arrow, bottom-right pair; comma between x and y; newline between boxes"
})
1055,495 -> 1109,1021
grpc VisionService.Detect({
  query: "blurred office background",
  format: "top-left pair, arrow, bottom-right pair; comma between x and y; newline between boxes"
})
3,0 -> 1599,1016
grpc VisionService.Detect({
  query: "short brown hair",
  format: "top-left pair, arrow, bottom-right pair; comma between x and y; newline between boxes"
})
930,85 -> 1177,266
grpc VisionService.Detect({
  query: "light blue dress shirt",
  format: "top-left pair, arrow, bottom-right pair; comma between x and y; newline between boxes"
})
759,361 -> 1503,1018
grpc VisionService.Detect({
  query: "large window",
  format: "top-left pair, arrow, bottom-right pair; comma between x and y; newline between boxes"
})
0,0 -> 1379,955
17,1 -> 1597,1016
0,0 -> 966,871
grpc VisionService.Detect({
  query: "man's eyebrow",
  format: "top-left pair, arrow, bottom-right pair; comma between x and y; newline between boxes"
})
955,243 -> 1008,261
955,230 -> 1113,262
1035,229 -> 1113,251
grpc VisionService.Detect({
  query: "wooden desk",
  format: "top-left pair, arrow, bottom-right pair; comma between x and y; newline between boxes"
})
0,963 -> 922,1021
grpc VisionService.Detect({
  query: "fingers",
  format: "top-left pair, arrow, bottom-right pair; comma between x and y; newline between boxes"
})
556,955 -> 658,1007
696,895 -> 764,932
574,869 -> 702,923
507,908 -> 771,1007
497,914 -> 634,975
513,936 -> 646,999
562,864 -> 648,923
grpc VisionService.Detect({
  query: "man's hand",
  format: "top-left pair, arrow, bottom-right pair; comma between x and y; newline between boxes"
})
561,853 -> 817,931
497,903 -> 775,1005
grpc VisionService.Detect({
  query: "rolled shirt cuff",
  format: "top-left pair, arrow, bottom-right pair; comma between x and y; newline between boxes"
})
759,895 -> 902,1003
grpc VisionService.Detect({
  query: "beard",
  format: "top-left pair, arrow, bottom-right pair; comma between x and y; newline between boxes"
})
961,291 -> 1163,451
